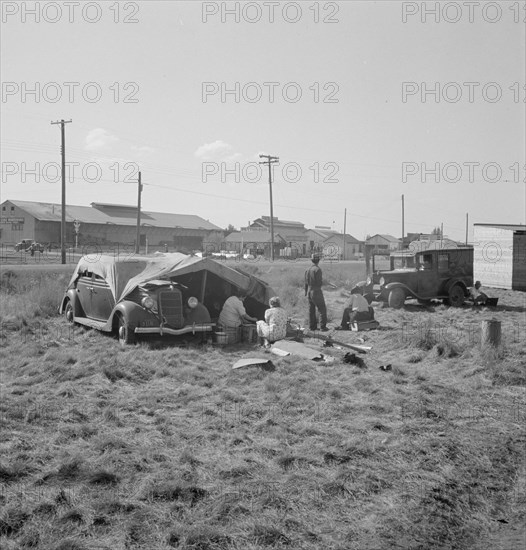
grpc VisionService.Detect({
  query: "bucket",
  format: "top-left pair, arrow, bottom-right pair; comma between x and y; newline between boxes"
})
217,325 -> 241,344
242,324 -> 257,343
213,332 -> 228,345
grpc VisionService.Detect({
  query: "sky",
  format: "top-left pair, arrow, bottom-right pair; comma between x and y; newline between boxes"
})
1,0 -> 525,241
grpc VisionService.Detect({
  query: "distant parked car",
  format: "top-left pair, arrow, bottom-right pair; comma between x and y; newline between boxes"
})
14,239 -> 44,254
59,253 -> 274,345
354,247 -> 473,308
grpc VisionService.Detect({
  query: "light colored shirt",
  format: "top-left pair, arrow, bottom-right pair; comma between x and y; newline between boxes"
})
218,296 -> 247,328
257,306 -> 288,342
346,294 -> 370,312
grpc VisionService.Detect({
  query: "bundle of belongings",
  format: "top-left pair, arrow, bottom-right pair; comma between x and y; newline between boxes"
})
335,287 -> 379,331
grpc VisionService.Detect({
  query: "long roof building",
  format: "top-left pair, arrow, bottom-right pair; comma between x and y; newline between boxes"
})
1,199 -> 223,251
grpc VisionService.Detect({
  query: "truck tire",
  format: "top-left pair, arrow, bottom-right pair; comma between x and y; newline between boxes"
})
446,284 -> 465,307
388,287 -> 405,309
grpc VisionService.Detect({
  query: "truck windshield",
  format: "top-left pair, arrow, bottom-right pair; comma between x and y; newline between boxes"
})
391,256 -> 416,269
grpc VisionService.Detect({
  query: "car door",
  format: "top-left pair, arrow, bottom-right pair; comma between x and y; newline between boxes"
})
76,271 -> 94,317
89,274 -> 115,321
417,253 -> 439,297
436,252 -> 451,293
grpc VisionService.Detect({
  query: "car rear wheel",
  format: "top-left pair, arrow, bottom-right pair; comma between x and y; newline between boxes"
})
446,284 -> 465,307
388,287 -> 405,309
116,313 -> 136,345
65,301 -> 75,324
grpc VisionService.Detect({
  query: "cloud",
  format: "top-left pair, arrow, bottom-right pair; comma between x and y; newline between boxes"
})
85,128 -> 119,151
194,140 -> 237,161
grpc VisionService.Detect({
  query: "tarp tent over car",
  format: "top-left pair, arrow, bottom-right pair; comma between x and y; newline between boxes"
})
64,252 -> 275,319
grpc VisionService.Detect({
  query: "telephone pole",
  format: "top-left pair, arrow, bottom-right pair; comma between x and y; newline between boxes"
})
465,212 -> 469,245
342,208 -> 347,260
51,119 -> 72,264
135,171 -> 142,254
401,194 -> 405,250
259,154 -> 279,260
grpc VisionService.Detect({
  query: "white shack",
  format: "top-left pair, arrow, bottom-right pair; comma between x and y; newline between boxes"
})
473,224 -> 526,291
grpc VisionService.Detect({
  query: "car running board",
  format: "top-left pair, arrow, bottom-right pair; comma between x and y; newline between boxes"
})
73,317 -> 109,331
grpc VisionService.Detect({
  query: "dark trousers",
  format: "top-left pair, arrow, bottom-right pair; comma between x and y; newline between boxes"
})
308,288 -> 327,330
340,307 -> 374,328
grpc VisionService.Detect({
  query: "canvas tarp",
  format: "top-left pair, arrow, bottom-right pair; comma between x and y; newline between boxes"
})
66,253 -> 275,307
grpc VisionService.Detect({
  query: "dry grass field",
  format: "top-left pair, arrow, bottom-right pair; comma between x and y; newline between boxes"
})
1,260 -> 525,550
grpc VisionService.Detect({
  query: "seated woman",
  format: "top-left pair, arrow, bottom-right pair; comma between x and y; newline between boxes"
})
336,287 -> 374,330
256,296 -> 288,347
218,290 -> 258,331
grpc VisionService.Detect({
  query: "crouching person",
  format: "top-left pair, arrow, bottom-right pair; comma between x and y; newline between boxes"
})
184,297 -> 211,325
336,287 -> 374,331
257,296 -> 287,348
469,281 -> 488,305
218,290 -> 258,338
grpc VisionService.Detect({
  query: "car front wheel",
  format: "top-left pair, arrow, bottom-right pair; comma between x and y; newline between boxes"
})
388,287 -> 405,309
116,313 -> 136,345
65,301 -> 75,324
447,285 -> 465,307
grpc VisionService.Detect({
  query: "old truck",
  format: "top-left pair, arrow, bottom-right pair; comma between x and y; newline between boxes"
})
356,247 -> 474,308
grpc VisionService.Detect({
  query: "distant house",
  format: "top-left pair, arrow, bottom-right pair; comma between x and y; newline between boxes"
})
473,224 -> 526,290
365,234 -> 400,253
322,233 -> 362,260
305,228 -> 339,254
0,199 -> 223,251
222,230 -> 286,258
247,216 -> 308,254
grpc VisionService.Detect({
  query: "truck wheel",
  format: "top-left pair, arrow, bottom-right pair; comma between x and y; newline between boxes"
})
388,288 -> 405,309
117,313 -> 136,345
447,285 -> 465,307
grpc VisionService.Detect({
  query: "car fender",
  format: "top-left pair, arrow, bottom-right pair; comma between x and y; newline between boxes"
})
383,282 -> 417,298
59,289 -> 84,316
107,301 -> 158,332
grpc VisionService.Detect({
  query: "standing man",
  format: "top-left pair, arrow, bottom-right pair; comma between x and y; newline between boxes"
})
305,253 -> 328,331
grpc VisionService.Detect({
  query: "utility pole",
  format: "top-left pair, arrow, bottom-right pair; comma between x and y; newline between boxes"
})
342,208 -> 347,260
51,119 -> 72,264
135,171 -> 142,254
441,222 -> 443,244
401,194 -> 405,250
465,212 -> 469,245
259,154 -> 279,260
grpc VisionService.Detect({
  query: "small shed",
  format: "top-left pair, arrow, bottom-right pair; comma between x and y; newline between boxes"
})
473,224 -> 526,291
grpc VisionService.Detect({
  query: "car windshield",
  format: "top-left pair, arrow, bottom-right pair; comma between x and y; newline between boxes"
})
391,256 -> 416,269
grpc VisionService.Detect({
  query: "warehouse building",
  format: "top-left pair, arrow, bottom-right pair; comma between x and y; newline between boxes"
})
0,200 -> 223,252
473,223 -> 526,291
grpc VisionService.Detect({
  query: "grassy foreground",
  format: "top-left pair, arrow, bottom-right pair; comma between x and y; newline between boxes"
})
0,262 -> 525,550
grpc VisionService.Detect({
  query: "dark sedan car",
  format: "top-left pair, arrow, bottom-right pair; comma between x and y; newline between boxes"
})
59,253 -> 274,345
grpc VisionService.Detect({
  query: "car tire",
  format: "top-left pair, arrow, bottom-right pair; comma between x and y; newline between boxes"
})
446,284 -> 465,307
116,313 -> 136,345
388,287 -> 405,309
65,300 -> 75,324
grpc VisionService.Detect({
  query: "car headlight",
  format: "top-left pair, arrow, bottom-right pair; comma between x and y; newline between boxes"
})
366,277 -> 372,286
379,277 -> 385,287
141,296 -> 155,310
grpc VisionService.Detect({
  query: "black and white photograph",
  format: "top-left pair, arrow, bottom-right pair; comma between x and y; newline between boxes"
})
1,1 -> 525,548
